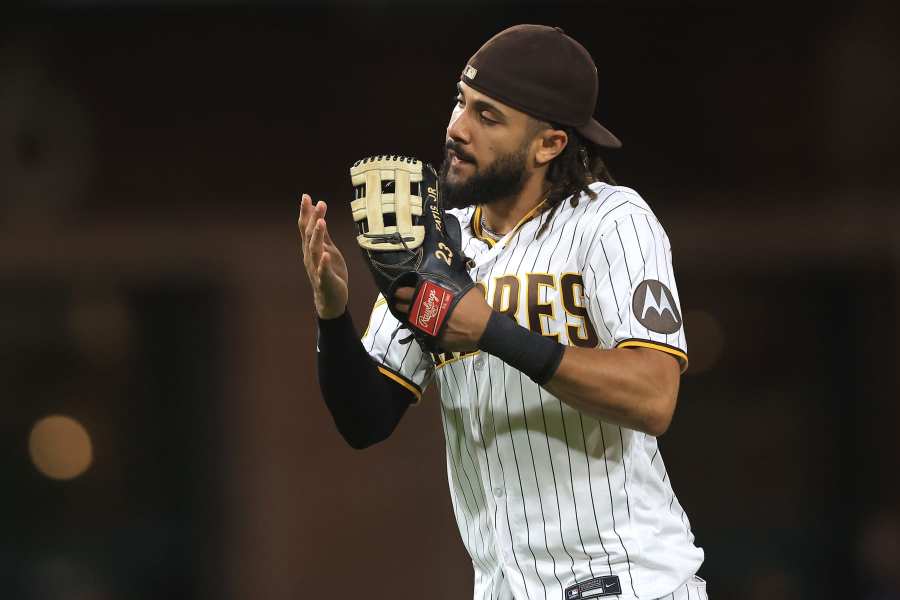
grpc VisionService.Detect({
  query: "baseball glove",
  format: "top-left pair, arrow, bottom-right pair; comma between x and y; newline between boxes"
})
350,154 -> 474,351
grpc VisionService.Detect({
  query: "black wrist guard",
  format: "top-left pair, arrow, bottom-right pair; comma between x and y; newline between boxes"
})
477,312 -> 565,385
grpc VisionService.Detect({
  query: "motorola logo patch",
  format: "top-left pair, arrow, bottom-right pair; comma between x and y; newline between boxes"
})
632,280 -> 682,334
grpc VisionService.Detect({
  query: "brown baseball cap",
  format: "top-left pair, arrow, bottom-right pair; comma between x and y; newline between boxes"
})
461,24 -> 622,148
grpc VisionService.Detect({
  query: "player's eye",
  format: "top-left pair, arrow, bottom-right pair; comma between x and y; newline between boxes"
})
452,95 -> 464,108
479,112 -> 497,125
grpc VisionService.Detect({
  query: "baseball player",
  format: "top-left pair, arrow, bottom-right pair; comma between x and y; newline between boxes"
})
300,24 -> 706,600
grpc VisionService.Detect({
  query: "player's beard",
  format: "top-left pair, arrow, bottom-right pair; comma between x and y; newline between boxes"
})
439,142 -> 529,210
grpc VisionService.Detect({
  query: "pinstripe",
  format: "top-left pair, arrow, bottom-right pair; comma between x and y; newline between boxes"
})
614,223 -> 634,291
596,196 -> 650,230
598,422 -> 638,598
395,332 -> 416,374
654,219 -> 681,349
643,214 -> 666,346
577,412 -> 615,576
468,357 -> 501,568
580,190 -> 642,263
380,320 -> 402,361
515,371 -> 563,595
548,193 -> 594,266
485,354 -> 534,600
567,188 -> 619,264
529,203 -> 566,271
447,364 -> 496,576
598,236 -> 623,329
629,215 -> 647,265
366,305 -> 390,353
619,427 -> 633,522
406,348 -> 431,383
557,400 -> 599,577
437,374 -> 479,566
648,217 -> 677,347
536,387 -> 578,580
442,364 -> 489,569
500,361 -> 547,599
585,262 -> 615,341
444,361 -> 493,571
626,215 -> 652,340
581,198 -> 633,344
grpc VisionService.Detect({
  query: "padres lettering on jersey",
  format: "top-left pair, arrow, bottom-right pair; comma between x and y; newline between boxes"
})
362,182 -> 703,600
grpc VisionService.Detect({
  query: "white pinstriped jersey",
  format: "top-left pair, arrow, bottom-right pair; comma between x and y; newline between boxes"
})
361,182 -> 703,600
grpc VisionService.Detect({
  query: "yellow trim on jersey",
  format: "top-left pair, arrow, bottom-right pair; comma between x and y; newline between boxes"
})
471,206 -> 496,247
377,365 -> 423,404
471,200 -> 548,247
616,340 -> 689,373
433,350 -> 481,369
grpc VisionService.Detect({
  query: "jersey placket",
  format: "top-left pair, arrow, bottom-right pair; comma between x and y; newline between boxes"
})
476,241 -> 535,578
468,355 -> 510,578
469,244 -> 522,576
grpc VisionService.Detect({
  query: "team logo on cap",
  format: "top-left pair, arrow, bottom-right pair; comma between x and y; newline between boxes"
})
464,65 -> 478,80
632,280 -> 682,334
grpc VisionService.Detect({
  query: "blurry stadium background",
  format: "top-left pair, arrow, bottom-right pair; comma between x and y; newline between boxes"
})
2,0 -> 899,598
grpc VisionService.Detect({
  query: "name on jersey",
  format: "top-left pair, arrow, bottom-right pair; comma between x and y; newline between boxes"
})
431,272 -> 598,367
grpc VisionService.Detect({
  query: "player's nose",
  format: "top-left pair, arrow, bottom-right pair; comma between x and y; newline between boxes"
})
446,106 -> 471,146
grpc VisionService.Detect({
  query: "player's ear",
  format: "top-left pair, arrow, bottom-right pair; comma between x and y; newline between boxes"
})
533,127 -> 567,167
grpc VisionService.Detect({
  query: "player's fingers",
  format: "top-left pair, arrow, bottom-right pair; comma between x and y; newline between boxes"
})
393,286 -> 415,314
318,251 -> 339,286
308,218 -> 326,268
394,287 -> 414,302
298,194 -> 313,240
318,218 -> 337,251
304,201 -> 325,244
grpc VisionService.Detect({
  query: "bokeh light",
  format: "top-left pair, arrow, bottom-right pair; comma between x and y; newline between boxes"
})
28,415 -> 94,480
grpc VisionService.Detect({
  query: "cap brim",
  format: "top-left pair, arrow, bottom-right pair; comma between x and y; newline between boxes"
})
578,118 -> 622,149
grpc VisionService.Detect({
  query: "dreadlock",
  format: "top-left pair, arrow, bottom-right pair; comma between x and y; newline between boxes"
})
537,123 -> 616,236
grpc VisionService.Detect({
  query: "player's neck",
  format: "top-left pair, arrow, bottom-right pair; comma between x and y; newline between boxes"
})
480,174 -> 549,235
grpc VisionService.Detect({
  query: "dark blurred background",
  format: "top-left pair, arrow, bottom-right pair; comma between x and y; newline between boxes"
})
2,0 -> 899,598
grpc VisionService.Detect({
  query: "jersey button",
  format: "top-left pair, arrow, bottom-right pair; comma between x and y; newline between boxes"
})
475,355 -> 485,368
493,487 -> 504,498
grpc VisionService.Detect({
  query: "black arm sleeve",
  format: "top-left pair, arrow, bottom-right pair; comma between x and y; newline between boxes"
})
316,310 -> 416,449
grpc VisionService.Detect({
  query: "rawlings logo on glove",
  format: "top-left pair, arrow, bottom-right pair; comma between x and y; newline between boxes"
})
349,155 -> 474,350
412,282 -> 453,336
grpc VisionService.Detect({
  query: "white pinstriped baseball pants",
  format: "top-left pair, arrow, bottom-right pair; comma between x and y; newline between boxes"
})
494,575 -> 708,600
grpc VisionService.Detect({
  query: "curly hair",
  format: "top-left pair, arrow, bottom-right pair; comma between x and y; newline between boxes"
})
536,122 -> 616,235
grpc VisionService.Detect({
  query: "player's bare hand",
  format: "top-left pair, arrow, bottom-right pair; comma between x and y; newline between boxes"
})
298,194 -> 349,319
394,286 -> 491,352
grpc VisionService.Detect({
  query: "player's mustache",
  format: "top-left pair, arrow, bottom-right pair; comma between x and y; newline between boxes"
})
445,141 -> 476,164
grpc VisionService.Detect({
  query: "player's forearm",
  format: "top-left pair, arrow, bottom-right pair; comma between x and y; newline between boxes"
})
544,346 -> 680,436
475,311 -> 679,435
316,311 -> 412,449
